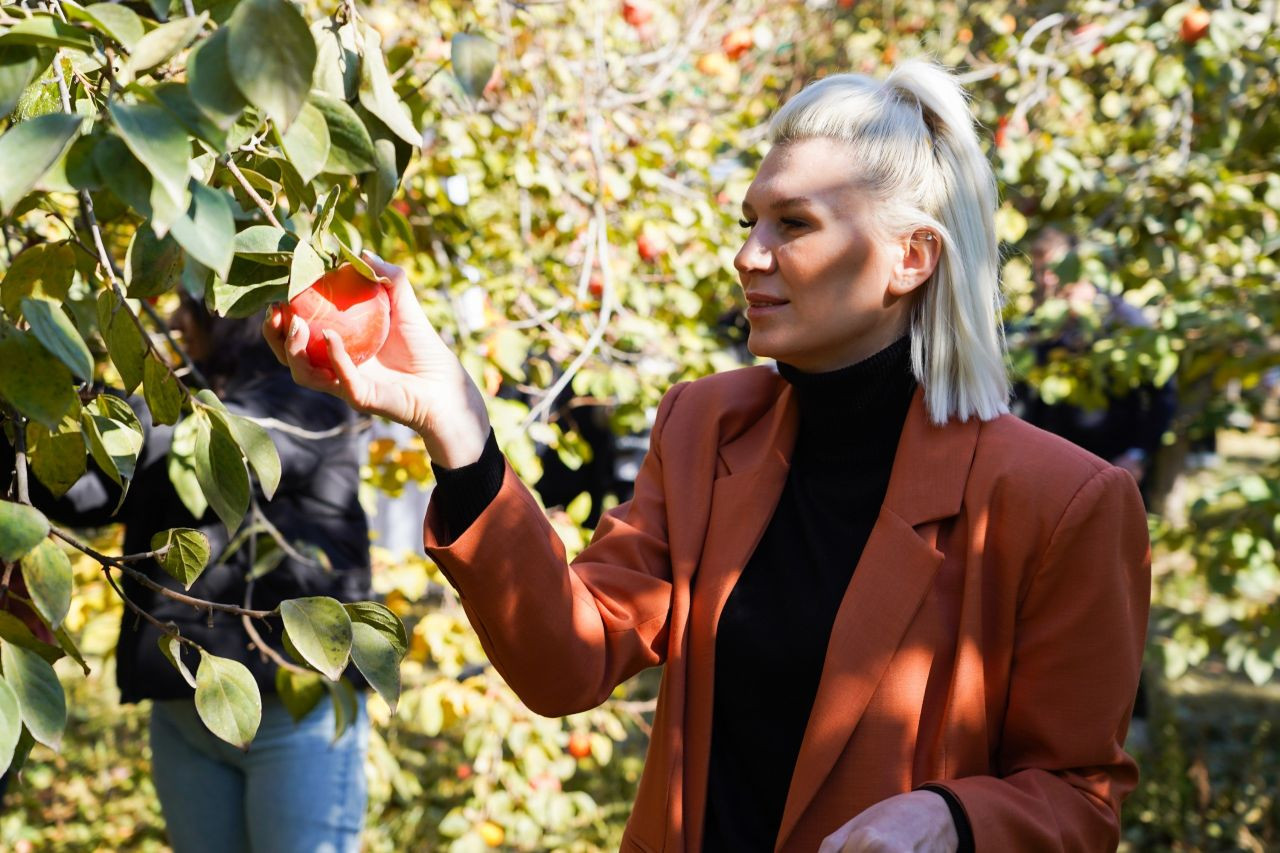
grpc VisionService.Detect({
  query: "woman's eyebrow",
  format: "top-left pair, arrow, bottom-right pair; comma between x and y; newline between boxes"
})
741,196 -> 816,215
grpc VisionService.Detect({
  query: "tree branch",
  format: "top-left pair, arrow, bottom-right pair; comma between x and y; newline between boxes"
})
50,526 -> 277,619
222,157 -> 285,230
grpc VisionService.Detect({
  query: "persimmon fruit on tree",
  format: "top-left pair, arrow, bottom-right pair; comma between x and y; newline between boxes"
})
280,264 -> 392,370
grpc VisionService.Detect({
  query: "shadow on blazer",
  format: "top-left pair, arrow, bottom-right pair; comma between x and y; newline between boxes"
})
424,364 -> 1152,852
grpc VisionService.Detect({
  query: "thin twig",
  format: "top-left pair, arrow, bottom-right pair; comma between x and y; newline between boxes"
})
98,561 -> 201,650
242,530 -> 309,675
12,413 -> 30,505
222,157 -> 285,230
242,415 -> 372,440
51,526 -> 277,619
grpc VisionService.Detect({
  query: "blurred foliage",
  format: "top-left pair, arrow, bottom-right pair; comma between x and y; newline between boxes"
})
1,0 -> 1278,848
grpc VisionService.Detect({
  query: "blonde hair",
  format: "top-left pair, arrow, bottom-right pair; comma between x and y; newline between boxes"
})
768,60 -> 1009,424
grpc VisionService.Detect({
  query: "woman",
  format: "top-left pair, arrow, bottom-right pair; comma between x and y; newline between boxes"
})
268,60 -> 1150,851
8,298 -> 373,852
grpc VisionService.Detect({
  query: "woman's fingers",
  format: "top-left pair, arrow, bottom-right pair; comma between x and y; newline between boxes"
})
361,250 -> 425,322
280,314 -> 340,390
323,330 -> 371,409
262,305 -> 289,365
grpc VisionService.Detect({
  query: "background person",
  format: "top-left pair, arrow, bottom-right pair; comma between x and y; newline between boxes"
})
2,296 -> 373,852
268,60 -> 1151,852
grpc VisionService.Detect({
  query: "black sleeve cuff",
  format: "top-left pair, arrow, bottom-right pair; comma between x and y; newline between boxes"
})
918,784 -> 976,853
430,429 -> 504,541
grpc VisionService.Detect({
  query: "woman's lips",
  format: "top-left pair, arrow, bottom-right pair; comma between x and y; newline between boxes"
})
745,294 -> 788,319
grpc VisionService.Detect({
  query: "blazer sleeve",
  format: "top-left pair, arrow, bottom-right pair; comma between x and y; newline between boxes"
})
422,383 -> 687,718
928,465 -> 1152,851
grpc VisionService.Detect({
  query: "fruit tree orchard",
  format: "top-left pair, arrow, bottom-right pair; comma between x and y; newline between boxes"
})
0,0 -> 1278,849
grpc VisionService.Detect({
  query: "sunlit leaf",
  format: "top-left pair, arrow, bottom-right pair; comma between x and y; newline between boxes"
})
226,0 -> 316,131
187,27 -> 246,130
0,112 -> 81,215
0,501 -> 50,562
280,596 -> 352,682
19,297 -> 92,382
194,652 -> 261,748
150,527 -> 211,589
124,12 -> 207,77
158,633 -> 197,689
0,642 -> 66,750
18,538 -> 72,630
0,323 -> 77,430
0,676 -> 21,773
310,93 -> 377,175
275,667 -> 325,723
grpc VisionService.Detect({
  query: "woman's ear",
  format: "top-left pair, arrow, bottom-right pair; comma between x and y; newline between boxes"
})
888,228 -> 942,297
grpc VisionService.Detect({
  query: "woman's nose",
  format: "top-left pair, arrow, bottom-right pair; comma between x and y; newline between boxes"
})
734,235 -> 774,275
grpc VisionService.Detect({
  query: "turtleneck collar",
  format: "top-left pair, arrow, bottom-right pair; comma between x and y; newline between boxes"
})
777,336 -> 917,460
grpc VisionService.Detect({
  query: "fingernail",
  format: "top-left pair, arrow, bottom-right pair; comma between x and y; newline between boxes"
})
289,316 -> 304,339
363,250 -> 384,264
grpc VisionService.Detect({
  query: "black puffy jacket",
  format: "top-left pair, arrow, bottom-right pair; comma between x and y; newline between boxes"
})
4,369 -> 372,702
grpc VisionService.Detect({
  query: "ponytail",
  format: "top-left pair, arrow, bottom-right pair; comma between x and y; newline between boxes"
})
769,60 -> 1009,424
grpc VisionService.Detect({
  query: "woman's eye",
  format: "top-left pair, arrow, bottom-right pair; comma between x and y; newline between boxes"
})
738,219 -> 754,229
781,219 -> 807,229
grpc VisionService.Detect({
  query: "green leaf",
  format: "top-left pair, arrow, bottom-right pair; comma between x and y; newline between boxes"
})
226,0 -> 316,131
0,642 -> 66,750
80,393 -> 144,497
344,601 -> 407,657
275,667 -> 325,723
310,93 -> 377,175
191,412 -> 249,535
349,621 -> 401,713
326,677 -> 358,740
52,625 -> 89,676
194,652 -> 261,749
0,501 -> 50,562
278,101 -> 331,184
0,112 -> 81,215
19,297 -> 92,382
18,539 -> 72,631
288,239 -> 326,301
233,226 -> 298,265
93,133 -> 153,217
208,277 -> 287,318
153,81 -> 227,149
451,33 -> 499,102
96,290 -> 147,395
27,414 -> 86,499
0,676 -> 21,773
280,596 -> 352,682
357,25 -> 419,146
150,527 -> 210,589
365,136 -> 398,216
108,100 -> 190,213
168,415 -> 208,519
1,242 -> 74,317
126,226 -> 184,300
187,27 -> 245,130
168,181 -> 237,280
311,19 -> 360,102
226,414 -> 281,500
0,45 -> 43,117
143,353 -> 184,426
125,12 -> 207,77
0,324 -> 78,430
158,633 -> 197,688
68,3 -> 146,51
0,613 -> 62,665
0,15 -> 97,53
333,235 -> 378,281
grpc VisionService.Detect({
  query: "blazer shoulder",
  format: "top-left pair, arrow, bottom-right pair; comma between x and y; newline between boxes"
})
973,413 -> 1116,502
660,364 -> 784,423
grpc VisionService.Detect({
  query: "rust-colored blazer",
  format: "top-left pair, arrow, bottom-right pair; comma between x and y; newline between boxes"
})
424,366 -> 1151,852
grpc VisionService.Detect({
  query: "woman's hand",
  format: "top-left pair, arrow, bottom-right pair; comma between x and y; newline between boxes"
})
818,791 -> 959,853
263,252 -> 491,468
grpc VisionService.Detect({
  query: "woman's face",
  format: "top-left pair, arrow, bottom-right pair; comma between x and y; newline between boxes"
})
734,137 -> 928,373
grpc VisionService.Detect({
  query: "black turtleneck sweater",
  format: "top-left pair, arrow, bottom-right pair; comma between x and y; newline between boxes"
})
701,337 -> 917,850
431,337 -> 973,852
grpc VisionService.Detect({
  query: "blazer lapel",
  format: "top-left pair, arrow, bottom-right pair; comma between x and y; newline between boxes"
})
681,379 -> 798,853
774,388 -> 981,850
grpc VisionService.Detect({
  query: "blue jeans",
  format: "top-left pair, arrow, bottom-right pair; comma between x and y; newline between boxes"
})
149,693 -> 369,853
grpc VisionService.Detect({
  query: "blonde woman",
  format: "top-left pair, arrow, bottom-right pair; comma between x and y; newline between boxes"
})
268,60 -> 1150,852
